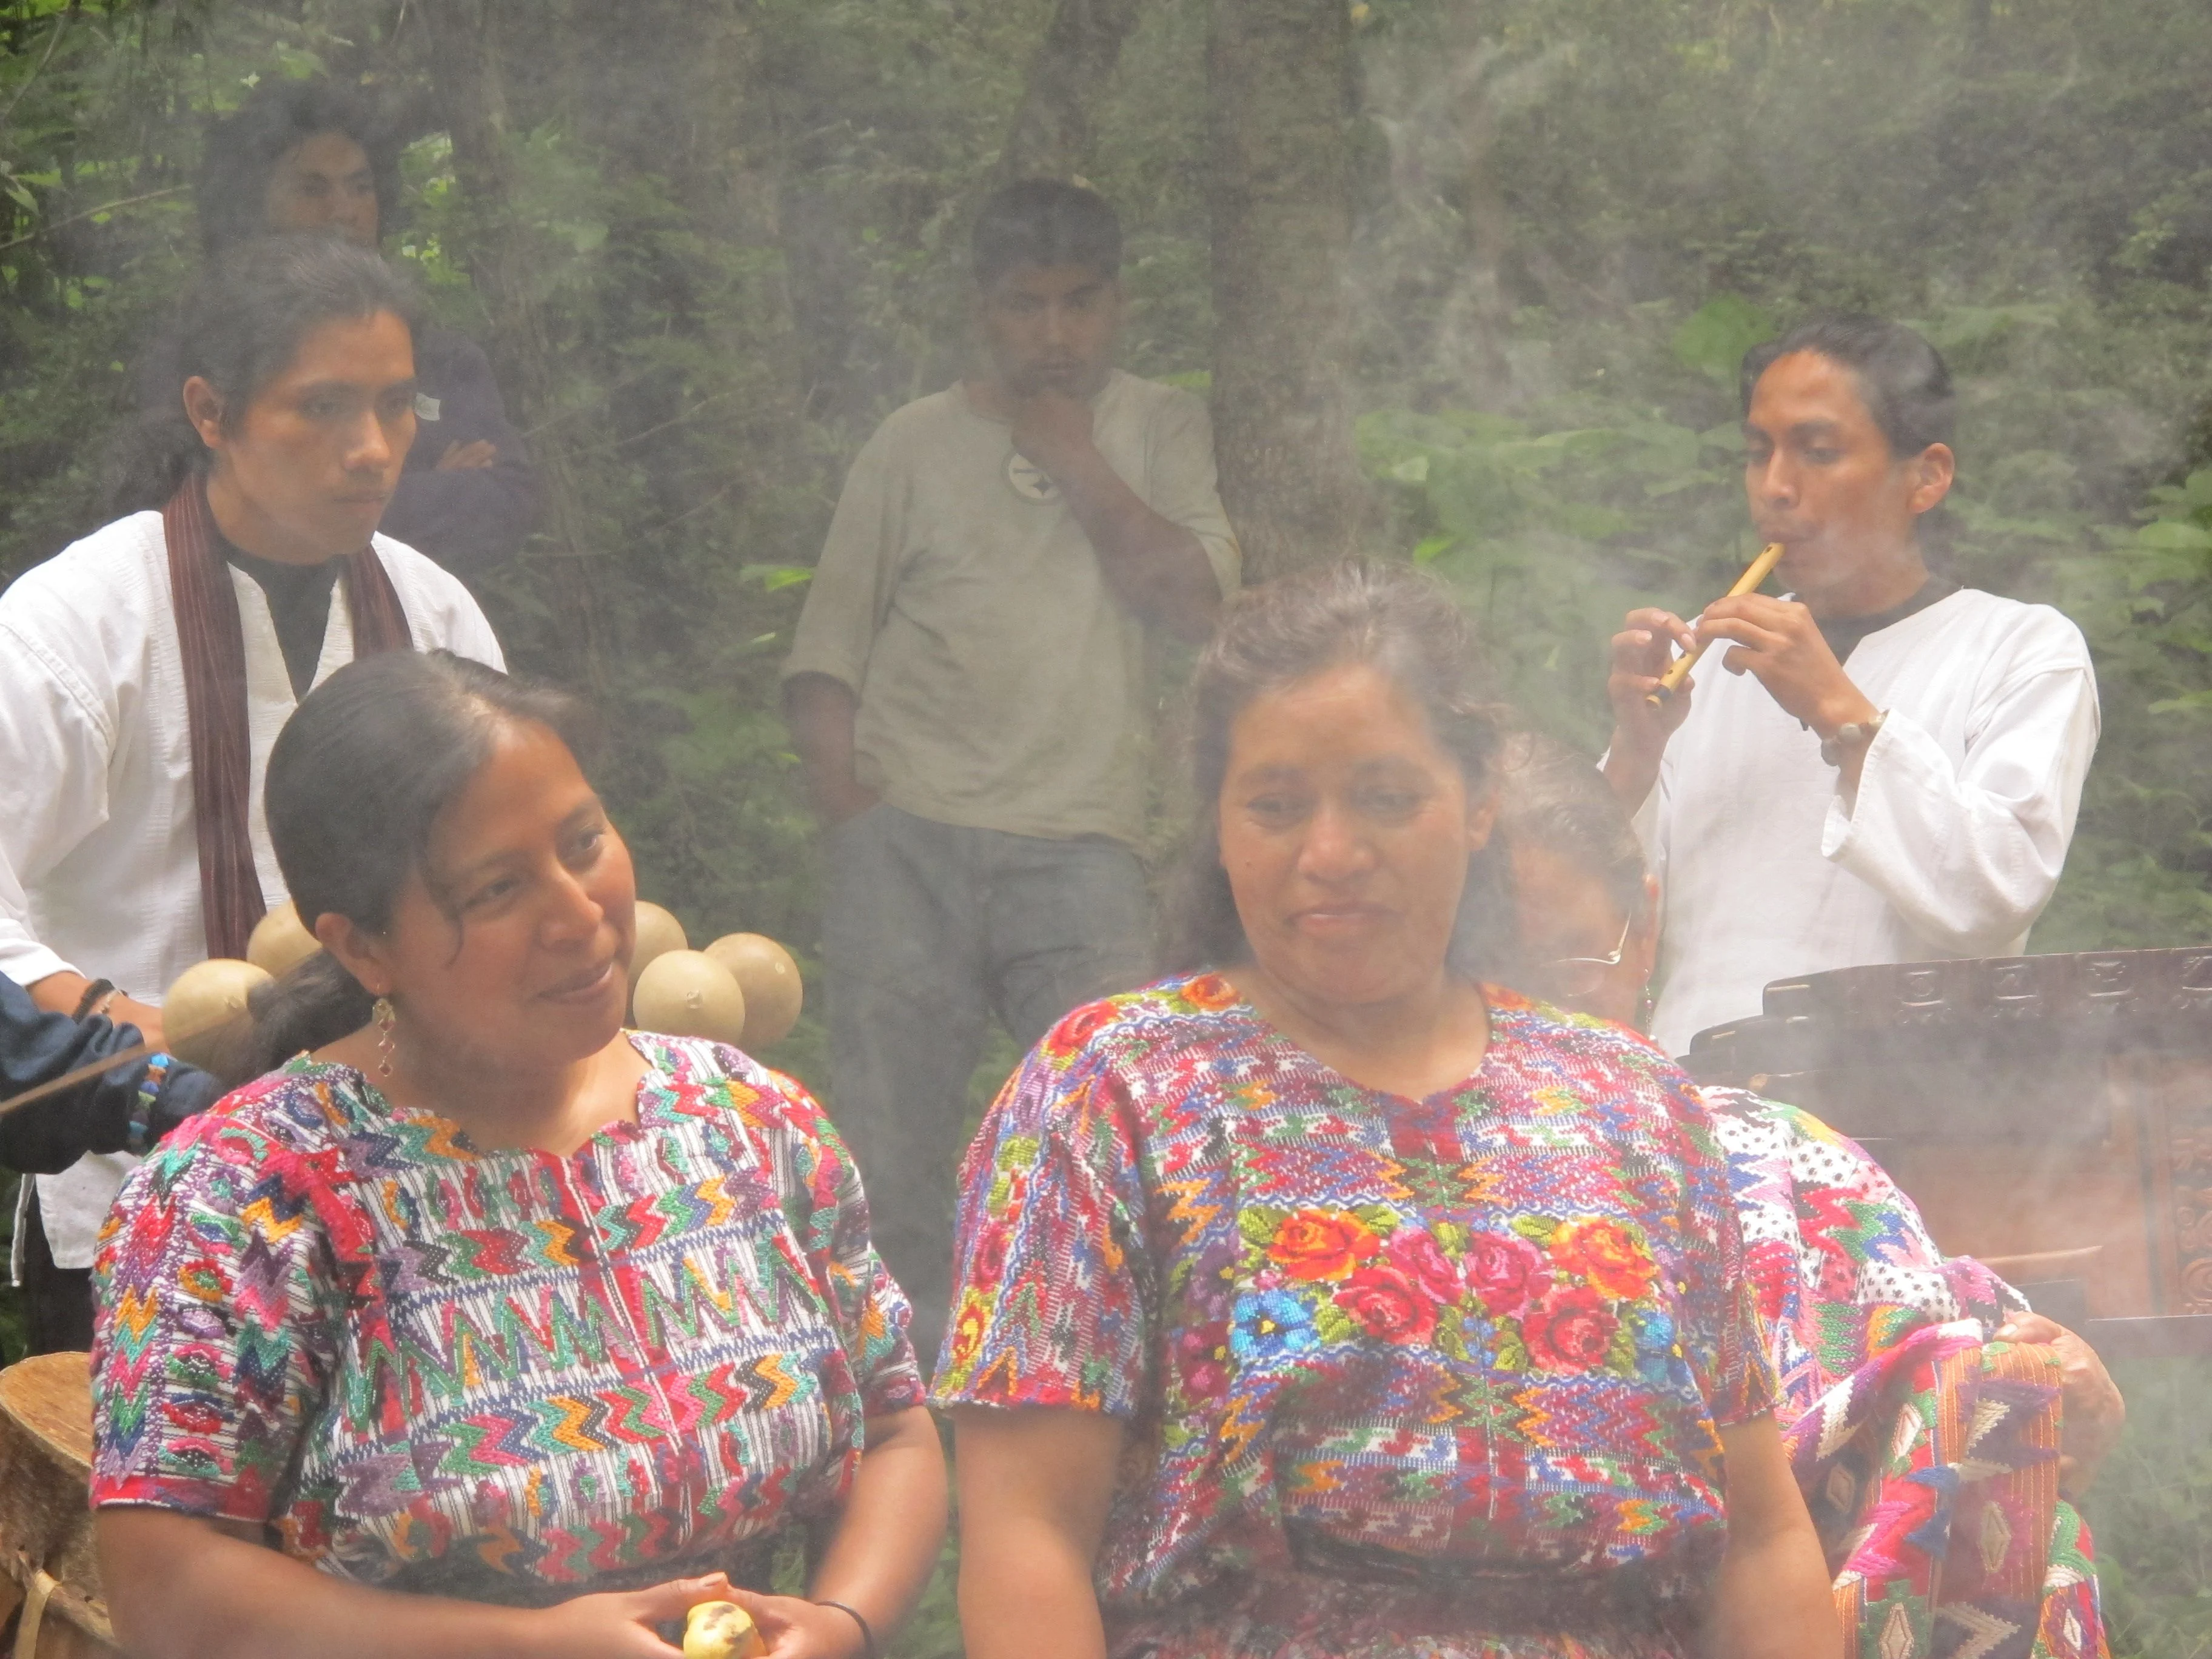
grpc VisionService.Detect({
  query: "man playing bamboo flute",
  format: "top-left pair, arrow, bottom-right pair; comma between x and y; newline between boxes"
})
1604,315 -> 2099,1057
783,180 -> 1238,1356
0,236 -> 501,1351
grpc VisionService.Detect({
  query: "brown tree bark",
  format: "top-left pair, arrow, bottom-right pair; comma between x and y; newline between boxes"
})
1207,0 -> 1370,582
1000,0 -> 1149,180
417,0 -> 609,688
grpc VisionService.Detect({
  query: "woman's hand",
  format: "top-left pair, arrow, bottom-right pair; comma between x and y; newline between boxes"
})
1994,1312 -> 2126,1494
715,1590 -> 871,1659
98,1507 -> 726,1659
526,1575 -> 733,1658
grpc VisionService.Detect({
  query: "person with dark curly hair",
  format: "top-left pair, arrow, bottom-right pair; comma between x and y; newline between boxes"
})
140,76 -> 538,579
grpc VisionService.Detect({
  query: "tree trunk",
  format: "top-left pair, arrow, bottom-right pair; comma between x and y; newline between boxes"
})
1000,0 -> 1148,180
1207,0 -> 1369,582
417,0 -> 609,688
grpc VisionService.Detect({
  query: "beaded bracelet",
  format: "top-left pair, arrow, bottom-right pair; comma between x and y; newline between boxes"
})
127,1053 -> 174,1158
813,1599 -> 877,1659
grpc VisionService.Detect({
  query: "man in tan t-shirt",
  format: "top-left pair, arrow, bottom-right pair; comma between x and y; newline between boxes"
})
783,179 -> 1238,1353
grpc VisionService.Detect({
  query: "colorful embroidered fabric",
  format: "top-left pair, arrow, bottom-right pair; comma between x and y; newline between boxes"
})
90,1034 -> 922,1599
933,976 -> 1775,1658
1703,1088 -> 2107,1659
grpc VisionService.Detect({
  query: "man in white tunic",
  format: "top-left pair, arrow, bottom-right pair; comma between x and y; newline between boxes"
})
1603,315 -> 2099,1057
0,235 -> 501,1347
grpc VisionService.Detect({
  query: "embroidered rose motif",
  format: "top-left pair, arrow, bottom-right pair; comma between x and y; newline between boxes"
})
1182,972 -> 1239,1012
1333,1262 -> 1438,1344
1175,1320 -> 1233,1398
1523,1285 -> 1618,1372
1267,1209 -> 1382,1283
1046,1000 -> 1117,1057
1549,1217 -> 1658,1301
1382,1228 -> 1463,1305
1464,1230 -> 1548,1317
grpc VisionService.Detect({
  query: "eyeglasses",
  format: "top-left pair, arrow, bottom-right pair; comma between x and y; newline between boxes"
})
1537,915 -> 1633,1002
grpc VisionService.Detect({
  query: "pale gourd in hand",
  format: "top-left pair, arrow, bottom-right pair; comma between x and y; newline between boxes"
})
246,900 -> 322,977
161,958 -> 272,1071
629,901 -> 689,988
632,950 -> 748,1046
683,1600 -> 767,1659
703,933 -> 804,1048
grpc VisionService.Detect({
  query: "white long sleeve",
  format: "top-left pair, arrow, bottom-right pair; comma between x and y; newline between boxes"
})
1646,588 -> 2098,1056
0,619 -> 114,988
1822,665 -> 2099,956
0,511 -> 504,1268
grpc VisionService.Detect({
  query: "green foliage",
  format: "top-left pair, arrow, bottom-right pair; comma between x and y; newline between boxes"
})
2089,1359 -> 2212,1659
4,0 -> 2212,1644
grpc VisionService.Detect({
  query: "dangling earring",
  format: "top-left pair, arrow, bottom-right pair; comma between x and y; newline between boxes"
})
373,996 -> 397,1078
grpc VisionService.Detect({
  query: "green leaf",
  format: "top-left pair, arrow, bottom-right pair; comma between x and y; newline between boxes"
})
1312,1299 -> 1358,1344
1238,1205 -> 1287,1247
740,563 -> 816,593
1670,295 -> 1775,384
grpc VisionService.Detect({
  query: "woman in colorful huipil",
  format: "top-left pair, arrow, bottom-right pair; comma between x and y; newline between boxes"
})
90,651 -> 946,1659
1498,734 -> 2119,1659
934,561 -> 1837,1659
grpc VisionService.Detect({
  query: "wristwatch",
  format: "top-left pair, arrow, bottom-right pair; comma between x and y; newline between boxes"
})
1820,709 -> 1888,767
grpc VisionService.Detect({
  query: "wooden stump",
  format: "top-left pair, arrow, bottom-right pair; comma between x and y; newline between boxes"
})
0,1353 -> 119,1656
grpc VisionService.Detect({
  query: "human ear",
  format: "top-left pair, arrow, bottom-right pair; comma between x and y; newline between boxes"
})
1906,442 -> 1956,515
181,377 -> 227,451
313,910 -> 394,999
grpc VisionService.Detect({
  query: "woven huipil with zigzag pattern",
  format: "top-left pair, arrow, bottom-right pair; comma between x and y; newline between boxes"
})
90,1033 -> 922,1598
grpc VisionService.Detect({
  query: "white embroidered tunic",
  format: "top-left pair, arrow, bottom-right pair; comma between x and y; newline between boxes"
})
0,509 -> 503,1265
1636,587 -> 2099,1057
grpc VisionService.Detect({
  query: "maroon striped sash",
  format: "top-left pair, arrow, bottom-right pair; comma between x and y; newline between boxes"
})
162,477 -> 414,960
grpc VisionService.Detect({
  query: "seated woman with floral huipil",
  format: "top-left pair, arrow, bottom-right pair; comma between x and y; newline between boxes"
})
90,651 -> 945,1659
934,561 -> 1837,1659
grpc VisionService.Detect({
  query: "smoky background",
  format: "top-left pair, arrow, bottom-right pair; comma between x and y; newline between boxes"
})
1,0 -> 2209,1651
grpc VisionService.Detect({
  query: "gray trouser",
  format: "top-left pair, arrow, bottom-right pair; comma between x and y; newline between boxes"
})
821,805 -> 1153,1366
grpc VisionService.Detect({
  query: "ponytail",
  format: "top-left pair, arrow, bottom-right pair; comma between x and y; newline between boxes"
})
241,951 -> 377,1082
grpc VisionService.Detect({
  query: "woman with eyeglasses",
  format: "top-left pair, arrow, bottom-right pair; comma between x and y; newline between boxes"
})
1498,732 -> 2119,1659
934,561 -> 1837,1659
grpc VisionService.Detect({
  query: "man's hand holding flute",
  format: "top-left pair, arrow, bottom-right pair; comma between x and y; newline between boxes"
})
1603,578 -> 1886,811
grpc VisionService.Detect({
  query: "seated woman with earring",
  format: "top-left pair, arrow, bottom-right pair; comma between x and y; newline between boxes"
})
89,650 -> 946,1659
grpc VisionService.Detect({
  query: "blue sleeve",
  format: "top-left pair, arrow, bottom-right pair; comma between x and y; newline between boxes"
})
378,328 -> 540,578
0,973 -> 218,1172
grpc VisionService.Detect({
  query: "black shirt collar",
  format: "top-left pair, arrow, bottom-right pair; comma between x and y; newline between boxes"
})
1816,574 -> 1960,664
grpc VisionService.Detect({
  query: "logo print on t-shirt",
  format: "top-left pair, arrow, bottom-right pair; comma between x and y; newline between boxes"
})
1007,451 -> 1060,503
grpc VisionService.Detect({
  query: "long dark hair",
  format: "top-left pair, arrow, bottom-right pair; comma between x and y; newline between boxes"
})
196,76 -> 404,257
243,651 -> 598,1076
108,233 -> 424,514
1164,558 -> 1515,978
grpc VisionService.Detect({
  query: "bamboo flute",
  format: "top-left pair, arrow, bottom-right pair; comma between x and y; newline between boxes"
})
1644,541 -> 1786,707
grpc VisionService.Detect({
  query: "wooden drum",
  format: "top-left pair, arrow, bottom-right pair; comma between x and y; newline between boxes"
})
1683,946 -> 2212,1355
0,1353 -> 119,1658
